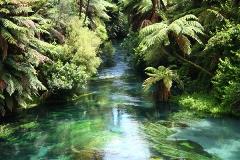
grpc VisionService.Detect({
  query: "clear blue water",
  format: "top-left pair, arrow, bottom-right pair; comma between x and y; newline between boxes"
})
169,118 -> 240,160
0,43 -> 240,160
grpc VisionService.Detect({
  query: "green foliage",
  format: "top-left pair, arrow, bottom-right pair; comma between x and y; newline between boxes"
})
89,0 -> 116,21
0,0 -> 52,115
204,24 -> 240,55
20,121 -> 39,130
106,10 -> 128,39
169,110 -> 201,123
43,17 -> 102,91
44,61 -> 89,90
143,66 -> 182,92
143,66 -> 183,101
121,0 -> 151,27
0,125 -> 15,140
123,0 -> 240,114
100,41 -> 115,67
0,0 -> 115,115
212,52 -> 240,112
64,17 -> 101,75
122,32 -> 140,55
121,32 -> 146,71
137,14 -> 204,65
173,93 -> 228,115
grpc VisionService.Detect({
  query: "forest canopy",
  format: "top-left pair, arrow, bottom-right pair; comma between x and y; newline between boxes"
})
0,0 -> 240,116
0,0 -> 116,115
122,0 -> 240,115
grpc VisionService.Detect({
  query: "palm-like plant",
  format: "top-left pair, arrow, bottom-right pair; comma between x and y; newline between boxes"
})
143,66 -> 182,101
0,0 -> 51,116
75,0 -> 115,26
139,14 -> 212,75
121,0 -> 168,30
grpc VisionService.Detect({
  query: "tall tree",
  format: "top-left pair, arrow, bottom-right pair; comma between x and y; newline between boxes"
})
139,14 -> 211,75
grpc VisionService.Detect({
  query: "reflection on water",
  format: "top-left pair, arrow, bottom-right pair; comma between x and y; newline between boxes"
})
1,43 -> 240,160
104,108 -> 151,160
98,44 -> 129,79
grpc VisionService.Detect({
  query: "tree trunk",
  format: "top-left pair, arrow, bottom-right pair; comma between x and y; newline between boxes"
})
83,0 -> 90,25
78,0 -> 83,18
156,81 -> 170,102
173,52 -> 212,76
150,0 -> 158,22
192,0 -> 203,7
233,0 -> 240,5
159,0 -> 166,10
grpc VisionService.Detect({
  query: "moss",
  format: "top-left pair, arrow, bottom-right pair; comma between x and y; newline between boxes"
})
172,93 -> 230,115
55,119 -> 118,152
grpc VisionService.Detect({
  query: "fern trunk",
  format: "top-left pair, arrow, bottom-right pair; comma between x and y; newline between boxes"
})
79,0 -> 83,18
192,0 -> 203,7
83,0 -> 91,25
156,81 -> 170,102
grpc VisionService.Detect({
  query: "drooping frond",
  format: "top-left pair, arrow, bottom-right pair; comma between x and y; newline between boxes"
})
0,0 -> 53,115
143,66 -> 182,91
91,0 -> 116,20
138,14 -> 204,59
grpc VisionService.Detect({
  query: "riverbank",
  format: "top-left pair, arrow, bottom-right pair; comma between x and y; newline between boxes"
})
171,92 -> 240,117
0,44 -> 240,160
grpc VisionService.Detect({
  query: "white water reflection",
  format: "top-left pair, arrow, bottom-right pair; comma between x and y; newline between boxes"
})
104,107 -> 151,160
98,45 -> 130,80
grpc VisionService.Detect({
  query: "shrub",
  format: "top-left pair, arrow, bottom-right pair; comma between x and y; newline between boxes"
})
173,93 -> 228,115
43,17 -> 102,91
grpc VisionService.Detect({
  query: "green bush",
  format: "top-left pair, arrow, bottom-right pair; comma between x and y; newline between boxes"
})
43,17 -> 102,91
173,93 -> 228,115
0,125 -> 15,140
212,51 -> 240,113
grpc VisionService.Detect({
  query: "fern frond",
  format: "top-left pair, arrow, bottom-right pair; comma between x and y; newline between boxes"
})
0,18 -> 27,32
140,22 -> 168,37
0,28 -> 17,44
14,6 -> 33,15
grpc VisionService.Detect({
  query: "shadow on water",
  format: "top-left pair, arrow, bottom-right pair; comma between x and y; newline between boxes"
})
0,43 -> 240,160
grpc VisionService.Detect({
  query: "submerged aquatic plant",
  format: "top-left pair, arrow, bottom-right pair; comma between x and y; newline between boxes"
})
20,121 -> 39,130
0,125 -> 15,140
142,122 -> 220,160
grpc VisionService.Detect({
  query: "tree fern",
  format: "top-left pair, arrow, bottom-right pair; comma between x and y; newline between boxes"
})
0,0 -> 52,115
143,66 -> 182,101
140,14 -> 204,55
138,14 -> 211,75
122,0 -> 167,30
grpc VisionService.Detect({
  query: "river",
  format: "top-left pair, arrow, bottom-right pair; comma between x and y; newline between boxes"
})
0,43 -> 240,160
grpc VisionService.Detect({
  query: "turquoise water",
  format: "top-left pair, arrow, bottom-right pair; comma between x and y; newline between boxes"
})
169,118 -> 240,160
0,44 -> 240,160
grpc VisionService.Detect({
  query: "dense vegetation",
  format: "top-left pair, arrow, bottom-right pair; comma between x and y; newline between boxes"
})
1,1 -> 240,159
0,0 -> 117,116
0,0 -> 239,116
121,0 -> 240,115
